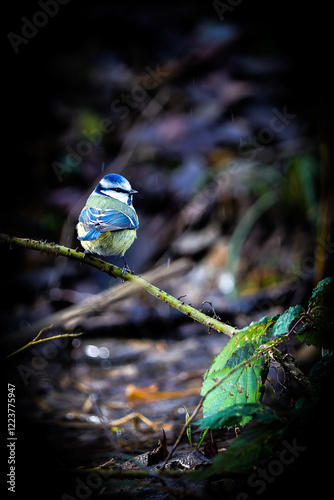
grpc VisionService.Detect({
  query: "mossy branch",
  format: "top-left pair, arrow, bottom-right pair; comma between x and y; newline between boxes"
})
0,233 -> 237,337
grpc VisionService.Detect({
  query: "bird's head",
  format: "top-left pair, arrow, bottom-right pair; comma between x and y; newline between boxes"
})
95,174 -> 138,205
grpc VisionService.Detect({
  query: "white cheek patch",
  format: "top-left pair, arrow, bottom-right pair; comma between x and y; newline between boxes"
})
101,189 -> 129,204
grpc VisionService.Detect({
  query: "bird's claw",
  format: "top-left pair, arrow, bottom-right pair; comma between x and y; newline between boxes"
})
121,257 -> 134,277
121,265 -> 131,276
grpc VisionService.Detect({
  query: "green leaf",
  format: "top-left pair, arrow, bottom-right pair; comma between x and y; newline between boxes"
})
195,402 -> 283,430
266,305 -> 305,339
196,427 -> 210,451
297,308 -> 334,349
188,419 -> 284,479
297,277 -> 334,349
201,317 -> 275,425
307,277 -> 334,310
200,284 -> 328,428
306,352 -> 334,395
184,406 -> 193,450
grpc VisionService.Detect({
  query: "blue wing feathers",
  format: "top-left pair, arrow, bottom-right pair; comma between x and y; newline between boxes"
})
78,207 -> 100,226
98,210 -> 138,229
78,206 -> 138,241
78,227 -> 102,241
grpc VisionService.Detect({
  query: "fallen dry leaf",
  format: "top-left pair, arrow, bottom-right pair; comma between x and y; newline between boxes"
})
125,383 -> 199,401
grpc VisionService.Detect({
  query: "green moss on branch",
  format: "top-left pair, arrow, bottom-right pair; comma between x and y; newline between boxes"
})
0,233 -> 237,337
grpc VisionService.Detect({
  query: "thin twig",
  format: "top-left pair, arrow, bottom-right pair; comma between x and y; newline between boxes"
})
271,347 -> 314,398
3,329 -> 83,360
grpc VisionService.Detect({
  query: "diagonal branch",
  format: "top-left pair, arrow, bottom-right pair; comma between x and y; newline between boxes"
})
0,233 -> 237,338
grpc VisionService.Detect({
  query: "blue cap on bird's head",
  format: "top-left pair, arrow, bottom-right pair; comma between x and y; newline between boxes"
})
95,174 -> 138,205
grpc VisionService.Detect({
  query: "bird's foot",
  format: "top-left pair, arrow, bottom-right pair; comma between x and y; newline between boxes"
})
121,257 -> 134,277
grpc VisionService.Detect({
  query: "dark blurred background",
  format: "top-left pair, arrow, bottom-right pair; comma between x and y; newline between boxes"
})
1,1 -> 333,498
3,1 -> 332,330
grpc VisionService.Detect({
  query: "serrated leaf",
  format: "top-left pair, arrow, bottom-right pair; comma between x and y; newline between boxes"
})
200,289 -> 323,427
195,402 -> 283,430
296,310 -> 334,348
308,277 -> 334,310
188,419 -> 284,479
305,353 -> 334,396
297,278 -> 334,348
266,305 -> 305,339
201,317 -> 275,424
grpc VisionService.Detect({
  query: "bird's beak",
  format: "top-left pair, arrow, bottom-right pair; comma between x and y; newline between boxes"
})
130,189 -> 138,194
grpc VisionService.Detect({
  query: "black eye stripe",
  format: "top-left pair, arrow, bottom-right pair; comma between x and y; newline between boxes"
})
96,182 -> 131,196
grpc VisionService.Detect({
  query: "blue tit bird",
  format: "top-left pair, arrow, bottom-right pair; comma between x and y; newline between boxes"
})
76,173 -> 138,271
